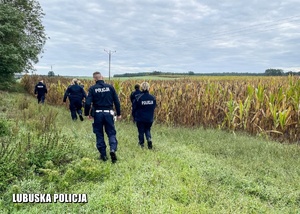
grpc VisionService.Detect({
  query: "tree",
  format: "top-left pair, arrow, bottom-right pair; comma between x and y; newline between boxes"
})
48,70 -> 55,77
265,68 -> 284,76
0,0 -> 47,83
151,71 -> 162,75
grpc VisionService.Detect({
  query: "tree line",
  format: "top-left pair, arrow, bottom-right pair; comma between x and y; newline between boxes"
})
114,69 -> 300,77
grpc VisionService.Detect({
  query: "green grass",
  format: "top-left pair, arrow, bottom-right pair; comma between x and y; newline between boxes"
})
0,92 -> 299,213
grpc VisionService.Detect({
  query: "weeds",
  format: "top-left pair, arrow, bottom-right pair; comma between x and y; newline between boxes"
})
0,92 -> 78,195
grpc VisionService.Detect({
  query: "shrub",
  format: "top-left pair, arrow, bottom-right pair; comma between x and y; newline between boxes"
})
62,158 -> 110,184
25,131 -> 75,169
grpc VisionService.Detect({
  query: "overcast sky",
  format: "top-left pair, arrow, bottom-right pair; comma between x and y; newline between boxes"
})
35,0 -> 300,77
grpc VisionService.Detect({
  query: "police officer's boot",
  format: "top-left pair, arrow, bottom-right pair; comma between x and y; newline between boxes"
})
79,114 -> 84,121
110,150 -> 117,163
147,141 -> 153,149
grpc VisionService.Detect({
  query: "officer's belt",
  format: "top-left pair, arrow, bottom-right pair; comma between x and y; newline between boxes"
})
95,110 -> 110,113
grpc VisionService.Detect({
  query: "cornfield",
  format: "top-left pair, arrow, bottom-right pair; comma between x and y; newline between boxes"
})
21,75 -> 300,143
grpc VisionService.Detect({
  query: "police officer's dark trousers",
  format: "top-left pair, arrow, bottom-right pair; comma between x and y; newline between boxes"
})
93,111 -> 118,157
69,98 -> 83,120
136,121 -> 152,145
37,95 -> 45,104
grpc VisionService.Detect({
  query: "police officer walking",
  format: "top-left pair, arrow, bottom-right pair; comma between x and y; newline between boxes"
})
84,72 -> 121,163
63,78 -> 87,121
130,84 -> 141,103
34,79 -> 48,104
132,82 -> 156,149
130,84 -> 141,122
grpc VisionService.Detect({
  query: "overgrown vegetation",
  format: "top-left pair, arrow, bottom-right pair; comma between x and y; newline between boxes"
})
0,92 -> 85,206
0,91 -> 299,213
0,81 -> 25,93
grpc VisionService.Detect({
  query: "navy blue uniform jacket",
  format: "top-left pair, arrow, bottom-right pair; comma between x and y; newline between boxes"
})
34,82 -> 47,96
130,89 -> 141,103
63,84 -> 86,102
132,91 -> 156,123
84,80 -> 121,116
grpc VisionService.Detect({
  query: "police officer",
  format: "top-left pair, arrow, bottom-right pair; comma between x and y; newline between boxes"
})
132,82 -> 156,149
130,84 -> 141,103
63,78 -> 87,121
130,84 -> 141,122
84,72 -> 121,163
34,79 -> 48,104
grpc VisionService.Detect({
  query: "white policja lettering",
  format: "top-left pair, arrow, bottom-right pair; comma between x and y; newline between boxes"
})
141,100 -> 154,105
95,87 -> 110,93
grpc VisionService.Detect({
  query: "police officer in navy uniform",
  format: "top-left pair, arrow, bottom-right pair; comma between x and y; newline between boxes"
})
34,79 -> 48,104
130,84 -> 141,122
132,82 -> 156,149
85,72 -> 121,163
63,78 -> 87,121
130,84 -> 141,103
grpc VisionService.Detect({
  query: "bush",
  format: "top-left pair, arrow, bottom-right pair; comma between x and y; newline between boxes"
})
0,137 -> 26,193
0,131 -> 77,194
60,158 -> 110,187
0,81 -> 25,93
25,131 -> 75,169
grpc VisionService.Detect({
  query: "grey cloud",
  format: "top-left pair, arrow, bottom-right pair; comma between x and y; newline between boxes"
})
35,0 -> 300,76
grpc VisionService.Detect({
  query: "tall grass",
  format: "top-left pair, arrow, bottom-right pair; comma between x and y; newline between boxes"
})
0,92 -> 82,194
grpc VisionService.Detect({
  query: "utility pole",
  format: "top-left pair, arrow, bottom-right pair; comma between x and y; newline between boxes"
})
104,49 -> 116,80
